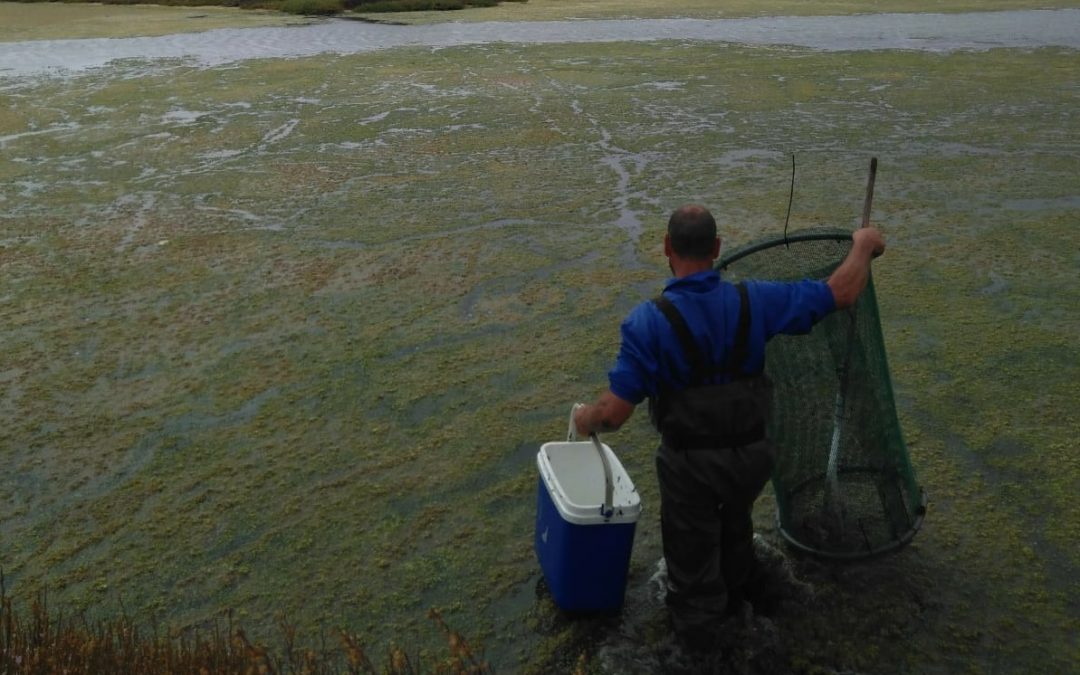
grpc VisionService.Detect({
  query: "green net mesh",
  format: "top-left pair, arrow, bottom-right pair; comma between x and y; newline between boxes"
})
719,230 -> 925,559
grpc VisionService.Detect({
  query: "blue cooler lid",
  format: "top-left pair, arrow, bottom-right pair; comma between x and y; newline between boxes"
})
537,441 -> 641,525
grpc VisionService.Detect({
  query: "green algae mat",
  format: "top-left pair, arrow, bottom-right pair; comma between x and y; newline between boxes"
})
2,38 -> 1078,673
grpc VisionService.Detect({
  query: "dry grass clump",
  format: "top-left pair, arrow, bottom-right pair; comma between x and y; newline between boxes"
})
0,574 -> 490,675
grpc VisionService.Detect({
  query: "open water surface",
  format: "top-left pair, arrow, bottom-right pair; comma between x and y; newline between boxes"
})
2,10 -> 1079,78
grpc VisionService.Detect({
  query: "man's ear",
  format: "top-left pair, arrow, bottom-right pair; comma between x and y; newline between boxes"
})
664,233 -> 673,258
711,237 -> 721,260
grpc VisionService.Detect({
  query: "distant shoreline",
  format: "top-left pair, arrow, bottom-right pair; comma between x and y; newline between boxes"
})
6,0 -> 519,18
4,9 -> 1080,79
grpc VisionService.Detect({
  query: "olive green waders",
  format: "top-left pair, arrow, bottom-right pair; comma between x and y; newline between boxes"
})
656,438 -> 775,638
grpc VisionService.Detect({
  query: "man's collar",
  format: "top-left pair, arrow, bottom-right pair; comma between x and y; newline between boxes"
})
664,268 -> 720,291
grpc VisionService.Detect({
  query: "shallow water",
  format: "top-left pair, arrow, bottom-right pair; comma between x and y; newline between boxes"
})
2,10 -> 1079,78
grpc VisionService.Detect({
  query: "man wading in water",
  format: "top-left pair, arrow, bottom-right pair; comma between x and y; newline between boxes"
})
573,204 -> 885,648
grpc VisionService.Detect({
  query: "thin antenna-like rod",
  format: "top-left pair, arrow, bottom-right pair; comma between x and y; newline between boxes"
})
783,153 -> 795,245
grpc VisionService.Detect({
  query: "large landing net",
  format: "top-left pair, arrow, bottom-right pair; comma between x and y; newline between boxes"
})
719,230 -> 925,559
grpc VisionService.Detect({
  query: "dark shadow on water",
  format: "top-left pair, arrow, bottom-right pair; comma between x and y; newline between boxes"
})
334,15 -> 409,27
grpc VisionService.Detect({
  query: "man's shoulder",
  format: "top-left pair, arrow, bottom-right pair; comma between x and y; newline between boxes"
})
625,296 -> 661,324
622,293 -> 678,342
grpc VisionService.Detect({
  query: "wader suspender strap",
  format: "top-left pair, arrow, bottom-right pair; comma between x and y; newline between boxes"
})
652,282 -> 753,383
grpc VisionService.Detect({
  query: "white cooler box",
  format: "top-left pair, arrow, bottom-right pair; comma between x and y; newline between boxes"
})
534,440 -> 641,612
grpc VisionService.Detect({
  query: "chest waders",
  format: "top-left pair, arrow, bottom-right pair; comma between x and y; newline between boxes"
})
648,283 -> 772,449
647,283 -> 776,641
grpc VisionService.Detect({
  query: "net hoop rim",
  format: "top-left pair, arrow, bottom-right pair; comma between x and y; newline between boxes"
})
717,230 -> 853,271
775,467 -> 927,562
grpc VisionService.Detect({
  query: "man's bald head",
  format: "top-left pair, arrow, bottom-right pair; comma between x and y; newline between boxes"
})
667,204 -> 718,260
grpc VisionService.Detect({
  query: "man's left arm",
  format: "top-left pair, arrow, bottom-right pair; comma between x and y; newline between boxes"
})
574,390 -> 636,438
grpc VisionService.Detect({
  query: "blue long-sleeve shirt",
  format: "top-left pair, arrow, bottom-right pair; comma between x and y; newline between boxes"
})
608,270 -> 836,404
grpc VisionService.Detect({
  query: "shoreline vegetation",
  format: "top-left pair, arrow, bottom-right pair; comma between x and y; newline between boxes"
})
4,1 -> 1080,42
6,0 -> 529,18
4,0 -> 1080,23
0,574 -> 496,674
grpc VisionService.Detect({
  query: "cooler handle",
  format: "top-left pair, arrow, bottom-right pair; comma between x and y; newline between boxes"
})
568,404 -> 615,518
591,433 -> 615,519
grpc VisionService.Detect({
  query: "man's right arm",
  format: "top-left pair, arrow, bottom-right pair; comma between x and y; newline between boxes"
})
827,227 -> 886,310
